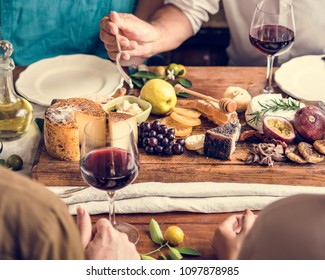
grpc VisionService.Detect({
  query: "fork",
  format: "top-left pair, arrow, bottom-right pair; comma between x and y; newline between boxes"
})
56,186 -> 89,199
115,37 -> 134,95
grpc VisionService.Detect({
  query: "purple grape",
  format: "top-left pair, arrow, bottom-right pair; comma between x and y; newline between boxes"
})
148,130 -> 157,137
163,146 -> 173,155
172,143 -> 184,155
151,120 -> 161,131
148,137 -> 158,147
145,146 -> 154,155
176,139 -> 185,146
161,137 -> 170,147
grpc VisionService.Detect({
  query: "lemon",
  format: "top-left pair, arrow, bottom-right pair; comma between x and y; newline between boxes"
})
140,79 -> 177,115
164,226 -> 185,245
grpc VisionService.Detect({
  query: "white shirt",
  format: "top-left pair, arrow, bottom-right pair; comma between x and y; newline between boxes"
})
165,0 -> 325,66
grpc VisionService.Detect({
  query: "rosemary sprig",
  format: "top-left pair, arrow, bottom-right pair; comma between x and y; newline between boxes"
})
247,98 -> 300,126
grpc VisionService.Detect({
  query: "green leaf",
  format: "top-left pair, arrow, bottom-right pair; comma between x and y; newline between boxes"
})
178,69 -> 185,76
168,246 -> 183,260
131,71 -> 158,79
140,254 -> 156,260
131,77 -> 144,88
176,247 -> 201,256
149,218 -> 165,245
176,92 -> 191,98
178,77 -> 192,88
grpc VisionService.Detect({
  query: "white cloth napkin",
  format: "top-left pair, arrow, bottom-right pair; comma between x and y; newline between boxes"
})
47,182 -> 325,215
1,121 -> 41,177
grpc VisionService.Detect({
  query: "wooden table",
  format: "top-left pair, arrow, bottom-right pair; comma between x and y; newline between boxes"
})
14,66 -> 325,259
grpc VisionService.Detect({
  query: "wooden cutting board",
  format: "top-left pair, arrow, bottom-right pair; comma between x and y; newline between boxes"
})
31,116 -> 325,187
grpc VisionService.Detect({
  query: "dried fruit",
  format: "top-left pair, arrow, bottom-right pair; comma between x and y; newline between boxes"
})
170,111 -> 201,126
293,106 -> 325,142
313,140 -> 325,154
263,116 -> 296,143
161,116 -> 192,137
172,107 -> 201,119
298,142 -> 324,164
285,145 -> 307,164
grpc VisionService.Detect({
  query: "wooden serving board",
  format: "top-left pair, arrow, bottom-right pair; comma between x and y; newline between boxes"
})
31,116 -> 325,187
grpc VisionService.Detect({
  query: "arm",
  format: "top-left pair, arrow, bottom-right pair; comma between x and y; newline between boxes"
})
134,0 -> 164,21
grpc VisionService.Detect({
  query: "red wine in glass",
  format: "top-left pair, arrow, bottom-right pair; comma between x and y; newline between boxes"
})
249,0 -> 295,94
80,117 -> 140,243
80,147 -> 138,192
249,25 -> 295,56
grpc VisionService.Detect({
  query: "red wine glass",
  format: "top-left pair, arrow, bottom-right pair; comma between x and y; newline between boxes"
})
249,0 -> 295,94
80,117 -> 139,243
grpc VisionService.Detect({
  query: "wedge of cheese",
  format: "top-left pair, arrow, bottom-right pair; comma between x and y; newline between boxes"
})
44,98 -> 105,161
108,112 -> 138,150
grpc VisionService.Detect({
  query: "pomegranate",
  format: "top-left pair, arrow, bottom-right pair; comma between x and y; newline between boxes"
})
293,106 -> 325,143
263,116 -> 296,143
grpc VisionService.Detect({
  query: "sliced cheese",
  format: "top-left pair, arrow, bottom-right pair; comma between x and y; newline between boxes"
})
109,112 -> 138,142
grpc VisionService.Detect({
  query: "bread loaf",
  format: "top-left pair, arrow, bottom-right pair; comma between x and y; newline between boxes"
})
44,98 -> 105,161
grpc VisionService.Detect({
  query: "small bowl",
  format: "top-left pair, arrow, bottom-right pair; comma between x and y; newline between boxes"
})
102,95 -> 152,123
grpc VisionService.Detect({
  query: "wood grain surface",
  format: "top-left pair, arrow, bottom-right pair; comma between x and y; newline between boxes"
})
29,66 -> 325,187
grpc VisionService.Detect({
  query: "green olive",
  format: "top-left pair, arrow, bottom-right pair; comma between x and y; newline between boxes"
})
6,154 -> 23,171
0,159 -> 5,166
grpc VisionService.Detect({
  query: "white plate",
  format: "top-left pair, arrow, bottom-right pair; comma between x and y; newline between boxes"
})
16,54 -> 124,106
275,55 -> 325,103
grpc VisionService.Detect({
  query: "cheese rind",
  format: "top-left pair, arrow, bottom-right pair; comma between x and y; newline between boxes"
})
44,98 -> 105,161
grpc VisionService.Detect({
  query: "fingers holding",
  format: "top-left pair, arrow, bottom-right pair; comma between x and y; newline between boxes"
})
238,209 -> 257,237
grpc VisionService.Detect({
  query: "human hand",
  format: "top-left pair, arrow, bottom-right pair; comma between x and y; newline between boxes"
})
211,209 -> 257,260
99,11 -> 160,62
77,207 -> 140,260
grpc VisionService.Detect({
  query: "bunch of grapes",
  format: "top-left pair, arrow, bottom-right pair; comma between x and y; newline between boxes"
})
138,120 -> 185,156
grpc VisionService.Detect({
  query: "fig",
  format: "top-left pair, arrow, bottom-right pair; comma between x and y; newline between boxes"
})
293,106 -> 325,143
262,116 -> 296,143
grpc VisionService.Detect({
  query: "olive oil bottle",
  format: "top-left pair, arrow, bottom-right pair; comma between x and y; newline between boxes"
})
0,40 -> 33,140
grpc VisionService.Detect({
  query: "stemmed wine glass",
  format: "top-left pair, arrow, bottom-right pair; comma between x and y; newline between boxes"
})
80,117 -> 140,243
249,0 -> 295,94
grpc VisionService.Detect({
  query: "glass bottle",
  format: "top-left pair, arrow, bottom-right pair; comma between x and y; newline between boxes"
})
0,40 -> 33,140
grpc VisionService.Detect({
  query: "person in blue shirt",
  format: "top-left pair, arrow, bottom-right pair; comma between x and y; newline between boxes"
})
0,0 -> 163,66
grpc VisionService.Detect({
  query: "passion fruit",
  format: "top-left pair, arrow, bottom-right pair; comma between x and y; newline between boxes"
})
293,106 -> 325,143
262,116 -> 296,143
